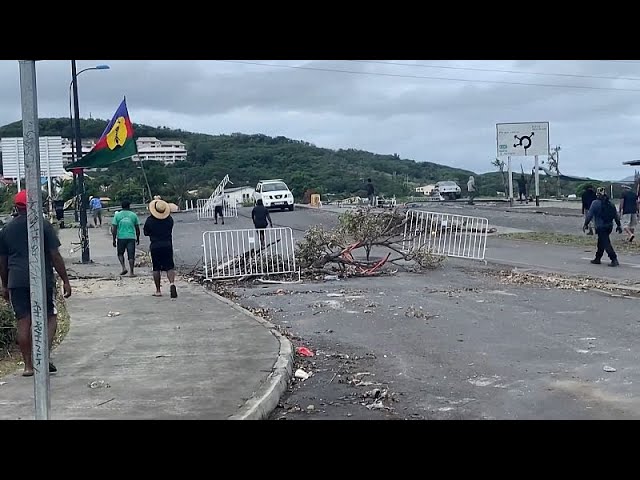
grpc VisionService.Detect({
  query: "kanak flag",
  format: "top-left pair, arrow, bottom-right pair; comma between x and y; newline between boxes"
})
66,97 -> 137,170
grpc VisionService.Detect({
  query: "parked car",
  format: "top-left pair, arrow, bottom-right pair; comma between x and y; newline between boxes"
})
434,181 -> 462,200
253,179 -> 295,211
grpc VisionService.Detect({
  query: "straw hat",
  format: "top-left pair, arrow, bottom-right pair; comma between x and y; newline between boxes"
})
149,198 -> 171,220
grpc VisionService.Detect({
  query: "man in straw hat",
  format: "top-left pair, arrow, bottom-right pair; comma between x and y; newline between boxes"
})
143,197 -> 177,298
0,190 -> 72,376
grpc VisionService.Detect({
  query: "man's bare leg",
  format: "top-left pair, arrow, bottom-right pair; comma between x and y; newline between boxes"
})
153,271 -> 162,296
17,316 -> 33,376
167,270 -> 177,298
118,254 -> 127,275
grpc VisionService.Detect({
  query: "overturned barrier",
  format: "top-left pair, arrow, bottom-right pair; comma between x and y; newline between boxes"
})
402,209 -> 489,261
202,227 -> 300,280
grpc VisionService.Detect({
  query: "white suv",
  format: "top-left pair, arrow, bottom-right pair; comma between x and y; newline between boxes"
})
253,179 -> 295,211
434,181 -> 462,200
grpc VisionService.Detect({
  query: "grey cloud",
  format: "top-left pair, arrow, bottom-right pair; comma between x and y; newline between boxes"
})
1,60 -> 640,180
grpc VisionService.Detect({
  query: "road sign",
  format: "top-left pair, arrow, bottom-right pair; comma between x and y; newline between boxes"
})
496,122 -> 549,157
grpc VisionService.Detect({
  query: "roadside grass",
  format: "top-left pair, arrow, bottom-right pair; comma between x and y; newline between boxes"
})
499,231 -> 640,254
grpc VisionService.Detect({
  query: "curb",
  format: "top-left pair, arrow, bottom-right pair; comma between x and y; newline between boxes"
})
202,289 -> 294,420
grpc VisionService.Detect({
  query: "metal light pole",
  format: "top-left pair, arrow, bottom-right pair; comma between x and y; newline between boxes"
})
19,60 -> 50,420
68,63 -> 109,226
70,61 -> 110,264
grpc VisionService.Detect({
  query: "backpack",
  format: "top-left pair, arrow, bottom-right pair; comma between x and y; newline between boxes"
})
600,199 -> 617,224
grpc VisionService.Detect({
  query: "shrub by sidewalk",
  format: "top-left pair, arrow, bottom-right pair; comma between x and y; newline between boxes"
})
0,286 -> 70,378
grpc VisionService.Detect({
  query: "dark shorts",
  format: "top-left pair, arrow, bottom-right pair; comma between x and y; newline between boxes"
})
117,238 -> 136,258
150,247 -> 175,272
214,205 -> 223,216
9,287 -> 56,319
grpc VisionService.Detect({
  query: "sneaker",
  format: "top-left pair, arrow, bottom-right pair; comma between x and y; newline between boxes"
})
590,259 -> 601,265
609,260 -> 620,267
49,362 -> 57,374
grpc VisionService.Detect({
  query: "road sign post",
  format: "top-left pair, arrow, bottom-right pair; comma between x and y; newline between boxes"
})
497,122 -> 549,206
18,60 -> 50,420
507,156 -> 513,207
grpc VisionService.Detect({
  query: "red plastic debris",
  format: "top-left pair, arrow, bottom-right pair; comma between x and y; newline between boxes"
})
296,346 -> 314,357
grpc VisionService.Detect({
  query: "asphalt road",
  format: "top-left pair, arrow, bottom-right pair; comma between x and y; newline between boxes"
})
232,264 -> 640,420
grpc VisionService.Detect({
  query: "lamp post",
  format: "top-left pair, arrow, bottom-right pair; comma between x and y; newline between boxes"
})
68,63 -> 109,223
70,61 -> 110,263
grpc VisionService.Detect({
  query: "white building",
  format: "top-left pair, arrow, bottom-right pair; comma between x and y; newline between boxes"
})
132,137 -> 187,165
415,184 -> 436,195
223,186 -> 255,206
62,138 -> 96,165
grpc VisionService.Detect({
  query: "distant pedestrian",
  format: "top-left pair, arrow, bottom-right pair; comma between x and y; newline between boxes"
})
517,174 -> 528,203
618,184 -> 638,242
581,185 -> 597,235
112,200 -> 140,277
583,186 -> 622,267
0,190 -> 72,377
89,195 -> 103,227
467,176 -> 476,205
366,179 -> 376,207
144,198 -> 177,298
213,194 -> 224,225
251,199 -> 273,248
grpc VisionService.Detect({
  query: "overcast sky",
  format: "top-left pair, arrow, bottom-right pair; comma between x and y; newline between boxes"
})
1,60 -> 639,180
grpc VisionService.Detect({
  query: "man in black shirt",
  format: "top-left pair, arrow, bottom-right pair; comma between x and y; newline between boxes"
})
618,184 -> 638,242
366,179 -> 375,207
0,190 -> 72,376
581,185 -> 597,235
251,199 -> 273,248
143,198 -> 177,298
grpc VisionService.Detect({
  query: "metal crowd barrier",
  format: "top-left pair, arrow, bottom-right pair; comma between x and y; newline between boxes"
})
202,227 -> 299,280
402,209 -> 489,261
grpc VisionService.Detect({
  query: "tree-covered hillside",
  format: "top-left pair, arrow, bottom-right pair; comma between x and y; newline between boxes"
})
0,118 -> 475,202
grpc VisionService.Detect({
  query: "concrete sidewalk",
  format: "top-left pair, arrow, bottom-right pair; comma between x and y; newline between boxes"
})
0,226 -> 292,420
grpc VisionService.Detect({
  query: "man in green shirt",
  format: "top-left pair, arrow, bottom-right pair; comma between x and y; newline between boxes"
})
111,200 -> 140,277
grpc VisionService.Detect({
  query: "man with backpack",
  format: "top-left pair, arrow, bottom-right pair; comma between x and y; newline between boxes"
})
583,187 -> 622,267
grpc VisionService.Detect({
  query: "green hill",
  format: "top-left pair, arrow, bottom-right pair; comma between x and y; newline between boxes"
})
0,118 -> 478,204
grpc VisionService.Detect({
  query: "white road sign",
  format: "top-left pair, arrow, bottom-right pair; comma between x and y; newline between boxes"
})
496,122 -> 549,157
0,136 -> 65,179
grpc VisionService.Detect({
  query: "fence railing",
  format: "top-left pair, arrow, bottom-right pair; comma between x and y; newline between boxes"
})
402,209 -> 489,261
202,227 -> 299,280
196,199 -> 238,220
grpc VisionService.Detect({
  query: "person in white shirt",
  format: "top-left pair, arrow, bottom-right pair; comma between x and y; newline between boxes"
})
213,194 -> 224,225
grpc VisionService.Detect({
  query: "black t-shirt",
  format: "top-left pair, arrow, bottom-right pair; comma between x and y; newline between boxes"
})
621,190 -> 638,215
251,205 -> 272,228
0,213 -> 61,289
143,215 -> 174,250
366,183 -> 375,195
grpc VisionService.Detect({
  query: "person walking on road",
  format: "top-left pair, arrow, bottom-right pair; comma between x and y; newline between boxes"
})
584,186 -> 622,267
251,199 -> 273,248
89,195 -> 103,227
517,174 -> 528,203
112,200 -> 140,277
144,198 -> 177,298
467,176 -> 476,205
0,190 -> 72,377
618,184 -> 638,243
213,194 -> 224,225
581,185 -> 597,235
366,179 -> 376,207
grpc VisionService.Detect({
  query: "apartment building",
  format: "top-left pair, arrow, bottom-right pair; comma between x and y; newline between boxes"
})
62,138 -> 96,165
132,137 -> 188,165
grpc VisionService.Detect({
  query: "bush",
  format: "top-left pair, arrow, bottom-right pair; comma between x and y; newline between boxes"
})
0,300 -> 16,352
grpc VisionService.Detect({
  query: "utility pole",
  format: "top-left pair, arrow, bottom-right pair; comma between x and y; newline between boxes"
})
19,60 -> 51,420
71,60 -> 91,263
548,145 -> 561,198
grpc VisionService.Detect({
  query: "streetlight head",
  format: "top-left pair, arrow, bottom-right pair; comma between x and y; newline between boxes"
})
95,64 -> 110,70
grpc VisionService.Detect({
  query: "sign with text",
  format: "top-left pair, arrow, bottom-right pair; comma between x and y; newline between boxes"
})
496,122 -> 549,157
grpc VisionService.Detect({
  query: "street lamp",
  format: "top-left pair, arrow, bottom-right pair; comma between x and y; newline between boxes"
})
68,64 -> 110,222
70,60 -> 110,263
